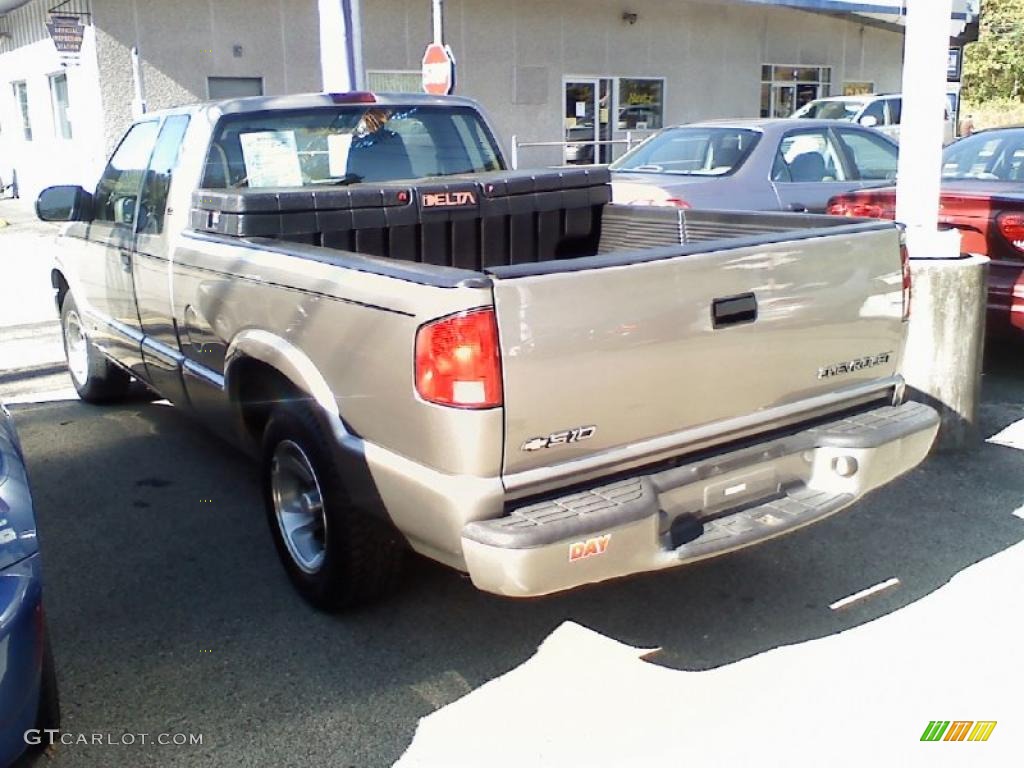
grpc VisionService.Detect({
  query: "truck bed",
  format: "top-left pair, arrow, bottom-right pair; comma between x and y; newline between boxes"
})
188,168 -> 857,272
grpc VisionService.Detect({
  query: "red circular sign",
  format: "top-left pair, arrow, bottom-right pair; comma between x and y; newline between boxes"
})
422,43 -> 455,95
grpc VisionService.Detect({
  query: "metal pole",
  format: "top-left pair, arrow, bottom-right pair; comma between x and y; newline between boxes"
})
432,0 -> 443,44
130,45 -> 147,117
510,134 -> 518,170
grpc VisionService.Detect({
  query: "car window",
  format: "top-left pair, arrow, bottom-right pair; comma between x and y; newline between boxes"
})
795,100 -> 864,120
942,131 -> 1024,181
886,98 -> 902,125
202,105 -> 502,188
138,115 -> 191,235
860,100 -> 885,126
836,129 -> 898,181
610,127 -> 760,176
93,121 -> 160,226
773,130 -> 847,183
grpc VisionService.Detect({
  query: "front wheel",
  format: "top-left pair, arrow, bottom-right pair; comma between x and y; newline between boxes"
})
60,294 -> 132,403
261,404 -> 404,611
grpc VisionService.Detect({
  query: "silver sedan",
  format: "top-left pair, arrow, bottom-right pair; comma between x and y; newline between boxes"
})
610,118 -> 899,213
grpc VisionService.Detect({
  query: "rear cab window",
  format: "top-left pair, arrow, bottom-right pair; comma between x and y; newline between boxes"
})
201,105 -> 504,188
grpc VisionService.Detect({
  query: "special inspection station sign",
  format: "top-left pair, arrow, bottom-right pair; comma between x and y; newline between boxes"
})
46,14 -> 85,54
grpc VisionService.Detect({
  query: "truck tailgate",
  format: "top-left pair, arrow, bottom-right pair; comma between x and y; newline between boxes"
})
490,225 -> 906,479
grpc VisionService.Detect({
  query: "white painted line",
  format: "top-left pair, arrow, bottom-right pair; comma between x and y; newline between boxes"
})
829,577 -> 901,611
3,388 -> 78,405
987,418 -> 1024,452
1013,506 -> 1024,521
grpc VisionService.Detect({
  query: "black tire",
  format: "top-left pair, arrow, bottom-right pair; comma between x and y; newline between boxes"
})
261,403 -> 404,611
35,627 -> 60,735
60,293 -> 132,403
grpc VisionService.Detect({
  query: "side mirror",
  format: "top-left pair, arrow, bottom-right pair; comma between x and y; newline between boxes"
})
36,185 -> 93,222
859,115 -> 879,128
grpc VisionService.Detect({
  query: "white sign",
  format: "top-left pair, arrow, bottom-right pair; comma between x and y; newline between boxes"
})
327,133 -> 354,178
239,131 -> 304,187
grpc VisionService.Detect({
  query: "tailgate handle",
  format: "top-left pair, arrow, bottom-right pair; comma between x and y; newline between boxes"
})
712,293 -> 757,328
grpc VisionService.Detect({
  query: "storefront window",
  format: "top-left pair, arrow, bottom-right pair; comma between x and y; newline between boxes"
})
617,78 -> 663,130
760,65 -> 831,118
49,73 -> 72,140
12,81 -> 31,141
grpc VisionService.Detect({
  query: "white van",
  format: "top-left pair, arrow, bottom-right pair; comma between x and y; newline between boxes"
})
792,94 -> 955,144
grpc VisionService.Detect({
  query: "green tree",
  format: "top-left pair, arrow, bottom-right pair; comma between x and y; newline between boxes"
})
962,0 -> 1024,102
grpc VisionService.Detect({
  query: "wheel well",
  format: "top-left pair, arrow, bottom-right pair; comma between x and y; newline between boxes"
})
229,357 -> 309,445
51,270 -> 69,310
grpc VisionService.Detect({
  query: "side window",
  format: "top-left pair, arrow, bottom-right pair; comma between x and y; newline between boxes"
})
139,115 -> 191,235
886,98 -> 902,125
836,130 -> 898,181
93,121 -> 160,226
775,130 -> 847,183
859,100 -> 885,127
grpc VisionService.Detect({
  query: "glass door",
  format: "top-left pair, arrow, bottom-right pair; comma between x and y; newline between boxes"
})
564,79 -> 598,165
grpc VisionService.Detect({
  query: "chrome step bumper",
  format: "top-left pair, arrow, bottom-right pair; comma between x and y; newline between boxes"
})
462,401 -> 939,597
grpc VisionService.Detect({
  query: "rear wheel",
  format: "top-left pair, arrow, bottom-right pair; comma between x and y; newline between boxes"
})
261,403 -> 404,611
60,293 -> 132,403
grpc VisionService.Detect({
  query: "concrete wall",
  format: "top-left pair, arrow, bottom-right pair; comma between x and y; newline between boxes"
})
91,0 -> 323,151
360,0 -> 905,165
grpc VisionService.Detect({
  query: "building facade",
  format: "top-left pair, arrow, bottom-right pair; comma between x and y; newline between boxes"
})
0,0 -> 974,199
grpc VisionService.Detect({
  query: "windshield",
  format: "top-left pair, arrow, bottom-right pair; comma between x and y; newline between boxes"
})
202,105 -> 504,188
794,100 -> 864,120
610,127 -> 761,176
941,131 -> 1024,182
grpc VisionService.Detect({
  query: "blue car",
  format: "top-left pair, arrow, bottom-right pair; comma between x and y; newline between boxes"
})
0,402 -> 58,766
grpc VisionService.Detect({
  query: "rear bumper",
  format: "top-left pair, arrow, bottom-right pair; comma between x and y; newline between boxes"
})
461,401 -> 939,597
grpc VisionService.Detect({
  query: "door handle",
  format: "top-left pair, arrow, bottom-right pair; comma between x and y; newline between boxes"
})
120,249 -> 132,270
712,292 -> 757,328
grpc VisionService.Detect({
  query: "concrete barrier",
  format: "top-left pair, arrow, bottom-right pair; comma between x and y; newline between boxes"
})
902,254 -> 989,452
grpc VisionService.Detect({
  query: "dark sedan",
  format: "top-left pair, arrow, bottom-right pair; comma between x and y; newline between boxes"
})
0,402 -> 58,765
828,127 -> 1024,336
610,118 -> 899,213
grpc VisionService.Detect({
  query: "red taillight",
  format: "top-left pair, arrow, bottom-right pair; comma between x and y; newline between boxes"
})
997,212 -> 1024,252
900,236 -> 912,323
663,198 -> 691,209
415,309 -> 503,408
827,200 -> 896,220
329,91 -> 377,104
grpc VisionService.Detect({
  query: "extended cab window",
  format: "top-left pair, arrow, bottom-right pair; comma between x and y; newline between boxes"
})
139,115 -> 191,235
201,105 -> 504,188
93,121 -> 160,226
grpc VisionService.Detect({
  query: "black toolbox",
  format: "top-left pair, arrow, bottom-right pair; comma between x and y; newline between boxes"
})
190,167 -> 611,270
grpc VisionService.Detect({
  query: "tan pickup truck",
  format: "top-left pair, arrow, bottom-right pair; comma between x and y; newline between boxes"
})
36,92 -> 938,610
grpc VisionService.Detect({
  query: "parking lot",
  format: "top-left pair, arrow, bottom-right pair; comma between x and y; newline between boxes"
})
1,198 -> 1022,766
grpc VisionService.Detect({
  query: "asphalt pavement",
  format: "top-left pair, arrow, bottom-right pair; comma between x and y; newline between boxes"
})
2,198 -> 1023,767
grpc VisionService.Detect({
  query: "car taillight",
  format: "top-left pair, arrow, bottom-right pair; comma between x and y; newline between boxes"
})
415,309 -> 503,408
997,212 -> 1024,252
827,200 -> 896,220
900,232 -> 912,323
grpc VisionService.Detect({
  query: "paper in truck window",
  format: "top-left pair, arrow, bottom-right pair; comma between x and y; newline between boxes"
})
327,133 -> 353,178
238,130 -> 303,187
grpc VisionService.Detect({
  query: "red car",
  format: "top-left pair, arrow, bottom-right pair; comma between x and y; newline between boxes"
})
827,127 -> 1024,336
